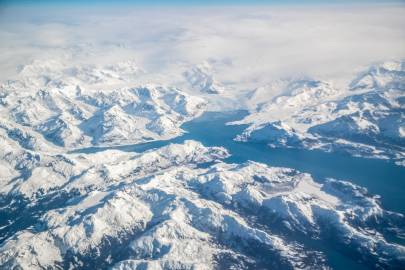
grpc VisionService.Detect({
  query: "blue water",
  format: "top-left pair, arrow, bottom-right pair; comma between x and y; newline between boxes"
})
72,110 -> 405,269
73,110 -> 405,216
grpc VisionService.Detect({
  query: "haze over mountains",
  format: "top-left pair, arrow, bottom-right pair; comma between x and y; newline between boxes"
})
0,2 -> 404,270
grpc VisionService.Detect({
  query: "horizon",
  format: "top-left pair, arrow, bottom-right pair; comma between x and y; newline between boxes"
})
1,0 -> 405,7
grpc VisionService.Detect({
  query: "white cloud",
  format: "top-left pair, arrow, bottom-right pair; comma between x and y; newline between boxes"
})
0,5 -> 404,95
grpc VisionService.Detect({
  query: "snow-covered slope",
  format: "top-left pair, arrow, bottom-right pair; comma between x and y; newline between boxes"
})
1,139 -> 404,269
234,61 -> 405,166
1,58 -> 405,269
1,4 -> 405,269
184,63 -> 225,94
0,60 -> 206,150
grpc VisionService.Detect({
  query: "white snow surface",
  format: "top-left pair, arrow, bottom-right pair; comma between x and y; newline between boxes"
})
0,57 -> 404,270
1,135 -> 404,269
0,59 -> 206,149
234,61 -> 405,165
0,5 -> 405,269
184,62 -> 225,94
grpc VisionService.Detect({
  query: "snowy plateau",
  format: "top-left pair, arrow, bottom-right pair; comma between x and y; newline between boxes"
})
0,56 -> 404,270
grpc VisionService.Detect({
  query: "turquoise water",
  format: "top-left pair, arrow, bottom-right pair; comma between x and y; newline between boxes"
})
183,111 -> 405,270
74,110 -> 405,216
72,110 -> 405,269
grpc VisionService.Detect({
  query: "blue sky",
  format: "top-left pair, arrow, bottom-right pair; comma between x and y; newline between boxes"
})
1,0 -> 404,6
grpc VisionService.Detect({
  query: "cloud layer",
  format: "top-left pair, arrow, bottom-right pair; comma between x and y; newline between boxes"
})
0,5 -> 404,93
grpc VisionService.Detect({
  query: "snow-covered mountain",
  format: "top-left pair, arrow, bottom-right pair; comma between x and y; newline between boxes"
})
184,63 -> 225,94
234,61 -> 405,166
1,2 -> 405,268
1,138 -> 404,269
0,60 -> 206,150
1,58 -> 405,270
